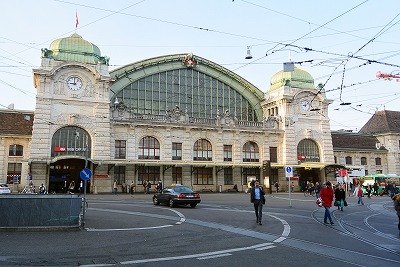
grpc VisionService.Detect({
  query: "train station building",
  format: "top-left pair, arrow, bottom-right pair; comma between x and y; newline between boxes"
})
1,34 -> 398,193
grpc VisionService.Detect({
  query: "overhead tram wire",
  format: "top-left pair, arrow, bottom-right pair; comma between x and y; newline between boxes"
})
331,11 -> 400,106
264,0 -> 370,57
239,0 -> 377,43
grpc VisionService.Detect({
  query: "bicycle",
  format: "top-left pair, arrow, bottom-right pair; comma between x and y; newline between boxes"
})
304,187 -> 315,197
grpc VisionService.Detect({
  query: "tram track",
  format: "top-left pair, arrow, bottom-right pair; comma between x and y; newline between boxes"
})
311,206 -> 400,258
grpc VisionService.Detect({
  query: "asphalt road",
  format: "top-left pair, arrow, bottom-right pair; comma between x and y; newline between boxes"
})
1,192 -> 399,267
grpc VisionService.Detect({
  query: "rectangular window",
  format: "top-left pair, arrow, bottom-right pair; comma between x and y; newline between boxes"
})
138,166 -> 160,185
375,157 -> 382,166
345,156 -> 352,165
224,168 -> 233,185
9,144 -> 23,156
115,140 -> 126,159
361,157 -> 367,165
223,145 -> 232,161
269,147 -> 278,163
114,166 -> 126,184
7,163 -> 22,184
172,167 -> 182,184
193,167 -> 213,185
172,142 -> 182,160
242,168 -> 260,185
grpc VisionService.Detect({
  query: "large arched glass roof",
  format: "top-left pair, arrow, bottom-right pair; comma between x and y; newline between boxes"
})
110,54 -> 264,121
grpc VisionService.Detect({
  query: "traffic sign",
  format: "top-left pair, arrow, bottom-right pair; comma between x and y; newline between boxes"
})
80,168 -> 92,181
285,166 -> 293,177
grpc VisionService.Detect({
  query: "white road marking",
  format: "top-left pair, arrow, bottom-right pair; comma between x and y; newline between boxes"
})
167,208 -> 186,224
86,224 -> 173,232
273,236 -> 286,243
255,245 -> 276,250
203,207 -> 291,240
119,242 -> 274,265
86,207 -> 185,231
197,253 -> 232,260
268,214 -> 290,237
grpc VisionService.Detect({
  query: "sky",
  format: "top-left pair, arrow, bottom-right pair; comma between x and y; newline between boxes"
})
1,0 -> 399,131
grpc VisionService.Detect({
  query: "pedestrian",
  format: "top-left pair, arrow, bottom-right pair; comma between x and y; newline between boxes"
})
142,180 -> 147,194
113,180 -> 117,194
320,181 -> 334,225
39,183 -> 46,194
63,180 -> 67,193
250,180 -> 265,225
122,182 -> 126,193
315,182 -> 321,198
355,185 -> 364,205
373,182 -> 379,197
274,181 -> 279,193
334,184 -> 346,211
291,181 -> 294,192
130,181 -> 134,194
367,184 -> 372,199
247,180 -> 252,194
146,181 -> 152,194
157,180 -> 163,193
68,181 -> 75,194
392,193 -> 400,237
79,181 -> 83,193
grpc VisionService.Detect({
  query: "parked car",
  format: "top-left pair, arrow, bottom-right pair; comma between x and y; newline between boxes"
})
0,184 -> 11,194
153,185 -> 201,208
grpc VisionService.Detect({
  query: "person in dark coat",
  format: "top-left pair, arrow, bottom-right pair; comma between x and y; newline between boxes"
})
250,180 -> 266,225
334,184 -> 346,211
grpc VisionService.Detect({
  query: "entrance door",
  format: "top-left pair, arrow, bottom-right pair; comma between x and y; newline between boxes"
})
298,168 -> 319,190
49,159 -> 85,193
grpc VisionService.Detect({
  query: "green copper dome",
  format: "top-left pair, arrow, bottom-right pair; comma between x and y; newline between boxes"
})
42,33 -> 109,65
269,67 -> 315,91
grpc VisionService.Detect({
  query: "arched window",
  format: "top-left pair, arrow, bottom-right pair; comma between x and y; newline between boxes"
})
9,144 -> 23,156
138,136 -> 160,160
242,141 -> 259,162
51,126 -> 91,158
114,68 -> 259,121
193,139 -> 212,161
297,139 -> 320,162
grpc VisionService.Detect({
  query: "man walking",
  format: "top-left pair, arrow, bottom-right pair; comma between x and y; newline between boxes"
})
250,180 -> 266,225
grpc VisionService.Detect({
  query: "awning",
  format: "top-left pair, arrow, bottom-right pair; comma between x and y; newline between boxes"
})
271,162 -> 343,170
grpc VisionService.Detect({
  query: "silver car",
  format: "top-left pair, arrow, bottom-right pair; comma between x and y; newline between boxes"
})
0,184 -> 11,194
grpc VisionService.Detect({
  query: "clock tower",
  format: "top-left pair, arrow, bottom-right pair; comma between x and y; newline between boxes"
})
30,33 -> 112,190
262,65 -> 334,186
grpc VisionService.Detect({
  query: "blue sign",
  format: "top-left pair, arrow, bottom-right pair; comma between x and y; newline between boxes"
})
80,168 -> 92,181
285,166 -> 293,177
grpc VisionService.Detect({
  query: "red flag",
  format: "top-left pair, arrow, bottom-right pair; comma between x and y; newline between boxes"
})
75,11 -> 79,28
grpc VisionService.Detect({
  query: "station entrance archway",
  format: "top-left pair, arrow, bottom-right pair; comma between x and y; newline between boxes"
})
49,159 -> 87,193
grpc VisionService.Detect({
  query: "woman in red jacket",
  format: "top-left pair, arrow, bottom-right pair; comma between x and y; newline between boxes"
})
320,181 -> 334,225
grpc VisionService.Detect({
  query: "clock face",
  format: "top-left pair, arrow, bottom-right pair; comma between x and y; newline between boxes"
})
67,76 -> 83,91
300,100 -> 310,111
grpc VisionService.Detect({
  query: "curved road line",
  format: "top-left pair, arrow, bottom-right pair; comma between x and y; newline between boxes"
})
86,207 -> 185,231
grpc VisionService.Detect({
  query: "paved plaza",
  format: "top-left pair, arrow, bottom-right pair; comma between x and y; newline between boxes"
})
1,191 -> 399,266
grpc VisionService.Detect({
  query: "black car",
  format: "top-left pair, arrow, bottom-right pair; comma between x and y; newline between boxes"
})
153,186 -> 201,208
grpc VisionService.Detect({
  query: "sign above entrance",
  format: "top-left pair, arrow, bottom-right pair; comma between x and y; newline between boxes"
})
80,168 -> 92,181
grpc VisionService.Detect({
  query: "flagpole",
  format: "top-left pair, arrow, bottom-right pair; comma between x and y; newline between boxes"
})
75,11 -> 79,33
